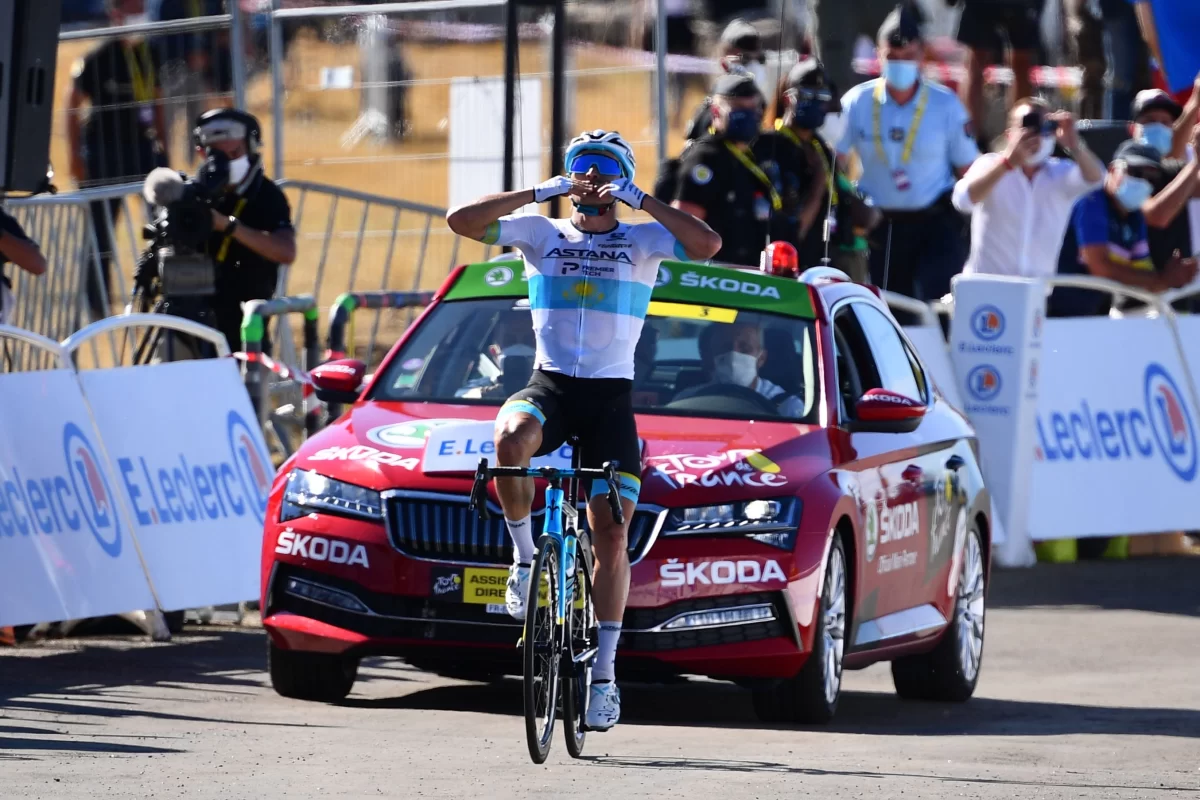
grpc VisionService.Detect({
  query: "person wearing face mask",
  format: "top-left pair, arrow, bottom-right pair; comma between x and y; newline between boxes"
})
190,108 -> 297,355
65,0 -> 170,321
1124,91 -> 1200,299
672,73 -> 776,267
1050,140 -> 1198,317
755,58 -> 879,280
834,4 -> 980,308
953,100 -> 1104,279
679,322 -> 806,417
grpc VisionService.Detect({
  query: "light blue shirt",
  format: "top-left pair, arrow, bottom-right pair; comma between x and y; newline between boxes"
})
836,78 -> 980,211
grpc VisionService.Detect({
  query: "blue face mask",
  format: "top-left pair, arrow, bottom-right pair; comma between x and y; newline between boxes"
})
883,59 -> 920,92
724,109 -> 762,143
1137,122 -> 1173,156
793,100 -> 827,130
1114,174 -> 1153,212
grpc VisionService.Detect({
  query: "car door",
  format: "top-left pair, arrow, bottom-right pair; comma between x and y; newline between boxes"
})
830,302 -> 916,627
848,302 -> 961,621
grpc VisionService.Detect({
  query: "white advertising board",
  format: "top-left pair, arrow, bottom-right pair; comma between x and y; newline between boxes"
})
78,360 -> 274,611
1029,317 -> 1200,540
0,370 -> 156,627
949,275 -> 1044,566
423,419 -> 573,474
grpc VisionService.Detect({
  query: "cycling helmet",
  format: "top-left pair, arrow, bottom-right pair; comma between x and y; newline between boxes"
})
564,130 -> 637,183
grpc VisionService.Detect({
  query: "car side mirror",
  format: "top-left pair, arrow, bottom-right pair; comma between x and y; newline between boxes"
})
849,388 -> 927,433
311,358 -> 366,405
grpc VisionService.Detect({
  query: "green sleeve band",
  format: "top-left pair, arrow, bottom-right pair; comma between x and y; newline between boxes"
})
481,221 -> 501,245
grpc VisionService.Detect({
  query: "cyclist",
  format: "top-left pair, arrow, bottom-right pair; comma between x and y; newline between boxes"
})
446,130 -> 721,730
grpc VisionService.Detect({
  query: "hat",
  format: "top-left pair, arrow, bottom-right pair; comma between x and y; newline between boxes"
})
786,57 -> 826,90
1112,139 -> 1164,171
1131,89 -> 1182,121
720,18 -> 762,54
712,72 -> 762,100
878,2 -> 924,47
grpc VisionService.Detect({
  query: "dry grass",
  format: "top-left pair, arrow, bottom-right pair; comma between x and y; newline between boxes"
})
48,33 -> 707,362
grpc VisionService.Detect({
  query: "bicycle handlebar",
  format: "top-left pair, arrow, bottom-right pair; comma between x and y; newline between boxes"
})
467,458 -> 625,525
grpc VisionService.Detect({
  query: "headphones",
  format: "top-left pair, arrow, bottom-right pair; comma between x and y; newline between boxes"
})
192,108 -> 263,155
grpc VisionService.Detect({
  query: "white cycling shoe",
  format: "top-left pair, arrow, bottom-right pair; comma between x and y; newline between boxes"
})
585,681 -> 621,731
506,562 -> 531,620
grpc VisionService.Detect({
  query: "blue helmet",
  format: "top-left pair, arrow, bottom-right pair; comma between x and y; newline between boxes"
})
564,130 -> 637,182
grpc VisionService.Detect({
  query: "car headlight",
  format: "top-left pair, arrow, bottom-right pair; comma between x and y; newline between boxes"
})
665,497 -> 800,550
280,469 -> 383,522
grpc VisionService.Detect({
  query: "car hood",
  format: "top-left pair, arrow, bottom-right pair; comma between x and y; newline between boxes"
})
291,402 -> 833,507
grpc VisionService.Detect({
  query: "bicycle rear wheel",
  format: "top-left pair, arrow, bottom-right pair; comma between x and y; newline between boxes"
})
562,532 -> 596,758
524,534 -> 562,764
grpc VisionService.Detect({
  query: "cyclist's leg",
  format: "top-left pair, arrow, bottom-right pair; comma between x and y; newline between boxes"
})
578,381 -> 641,729
494,371 -> 567,618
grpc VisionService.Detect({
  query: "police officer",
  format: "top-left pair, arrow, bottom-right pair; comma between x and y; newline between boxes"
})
672,73 -> 775,267
65,0 -> 169,321
755,58 -> 879,278
192,109 -> 297,354
0,207 -> 48,325
835,4 -> 980,301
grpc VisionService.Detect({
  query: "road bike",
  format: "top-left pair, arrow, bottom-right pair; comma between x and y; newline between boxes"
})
468,455 -> 624,764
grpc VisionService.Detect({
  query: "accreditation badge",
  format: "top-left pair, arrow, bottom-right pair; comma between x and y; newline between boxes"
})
754,193 -> 771,221
892,169 -> 912,192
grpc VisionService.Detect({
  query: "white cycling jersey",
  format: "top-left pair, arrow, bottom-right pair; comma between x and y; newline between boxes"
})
483,215 -> 687,380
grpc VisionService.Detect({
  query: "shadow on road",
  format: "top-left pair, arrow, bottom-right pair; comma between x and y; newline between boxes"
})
354,678 -> 1200,739
572,755 -> 1198,794
987,556 -> 1200,617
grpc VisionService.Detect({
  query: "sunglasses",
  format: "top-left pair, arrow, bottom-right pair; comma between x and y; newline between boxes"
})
568,153 -> 622,179
792,88 -> 832,103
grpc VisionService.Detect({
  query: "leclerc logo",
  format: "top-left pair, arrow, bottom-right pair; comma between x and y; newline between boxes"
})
966,365 -> 1002,402
64,423 -> 122,557
1036,363 -> 1197,481
229,411 -> 273,523
970,305 -> 1005,341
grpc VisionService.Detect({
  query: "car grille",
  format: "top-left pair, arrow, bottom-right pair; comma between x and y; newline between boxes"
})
383,491 -> 663,565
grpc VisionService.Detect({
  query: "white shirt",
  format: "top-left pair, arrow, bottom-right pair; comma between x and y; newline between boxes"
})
756,377 -> 806,419
953,154 -> 1101,278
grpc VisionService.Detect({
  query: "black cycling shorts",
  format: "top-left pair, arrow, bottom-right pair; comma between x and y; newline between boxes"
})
498,369 -> 642,503
957,1 -> 1041,53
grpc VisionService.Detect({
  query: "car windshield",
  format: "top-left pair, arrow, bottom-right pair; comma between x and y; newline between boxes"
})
370,297 -> 820,424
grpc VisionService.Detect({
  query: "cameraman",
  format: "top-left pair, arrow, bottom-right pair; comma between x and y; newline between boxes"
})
192,109 -> 296,355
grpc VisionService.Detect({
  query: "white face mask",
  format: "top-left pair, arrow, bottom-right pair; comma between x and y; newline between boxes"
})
227,155 -> 251,185
1027,134 -> 1056,166
713,351 -> 758,388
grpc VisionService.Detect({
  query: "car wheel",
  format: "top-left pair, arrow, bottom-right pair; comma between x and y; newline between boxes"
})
752,534 -> 847,724
267,640 -> 359,703
891,523 -> 986,702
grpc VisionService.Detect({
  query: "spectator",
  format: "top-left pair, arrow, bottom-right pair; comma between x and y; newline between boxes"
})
65,0 -> 169,321
672,73 -> 775,267
640,0 -> 700,128
954,99 -> 1104,278
952,0 -> 1040,149
803,0 -> 897,103
1064,0 -> 1151,121
1050,140 -> 1197,317
0,207 -> 48,325
835,3 -> 979,305
1126,91 -> 1200,287
756,58 -> 879,279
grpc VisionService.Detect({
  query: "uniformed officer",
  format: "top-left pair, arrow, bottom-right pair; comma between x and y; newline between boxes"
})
65,0 -> 169,321
755,58 -> 880,279
835,4 -> 980,301
672,73 -> 776,267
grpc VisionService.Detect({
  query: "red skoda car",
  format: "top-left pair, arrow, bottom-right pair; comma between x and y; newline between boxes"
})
261,261 -> 991,723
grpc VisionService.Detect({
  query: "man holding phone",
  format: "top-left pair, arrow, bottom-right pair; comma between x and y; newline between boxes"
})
953,98 -> 1105,278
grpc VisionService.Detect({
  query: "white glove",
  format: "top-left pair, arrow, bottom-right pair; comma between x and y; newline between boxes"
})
601,178 -> 647,211
532,175 -> 573,203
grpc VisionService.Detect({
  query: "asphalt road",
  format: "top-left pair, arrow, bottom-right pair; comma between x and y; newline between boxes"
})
2,558 -> 1198,799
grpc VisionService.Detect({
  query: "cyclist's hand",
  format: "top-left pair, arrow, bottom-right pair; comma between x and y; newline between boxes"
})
599,178 -> 647,210
532,175 -> 573,203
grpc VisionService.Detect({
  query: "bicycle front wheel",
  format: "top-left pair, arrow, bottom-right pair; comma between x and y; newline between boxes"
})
562,533 -> 596,759
524,534 -> 562,764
